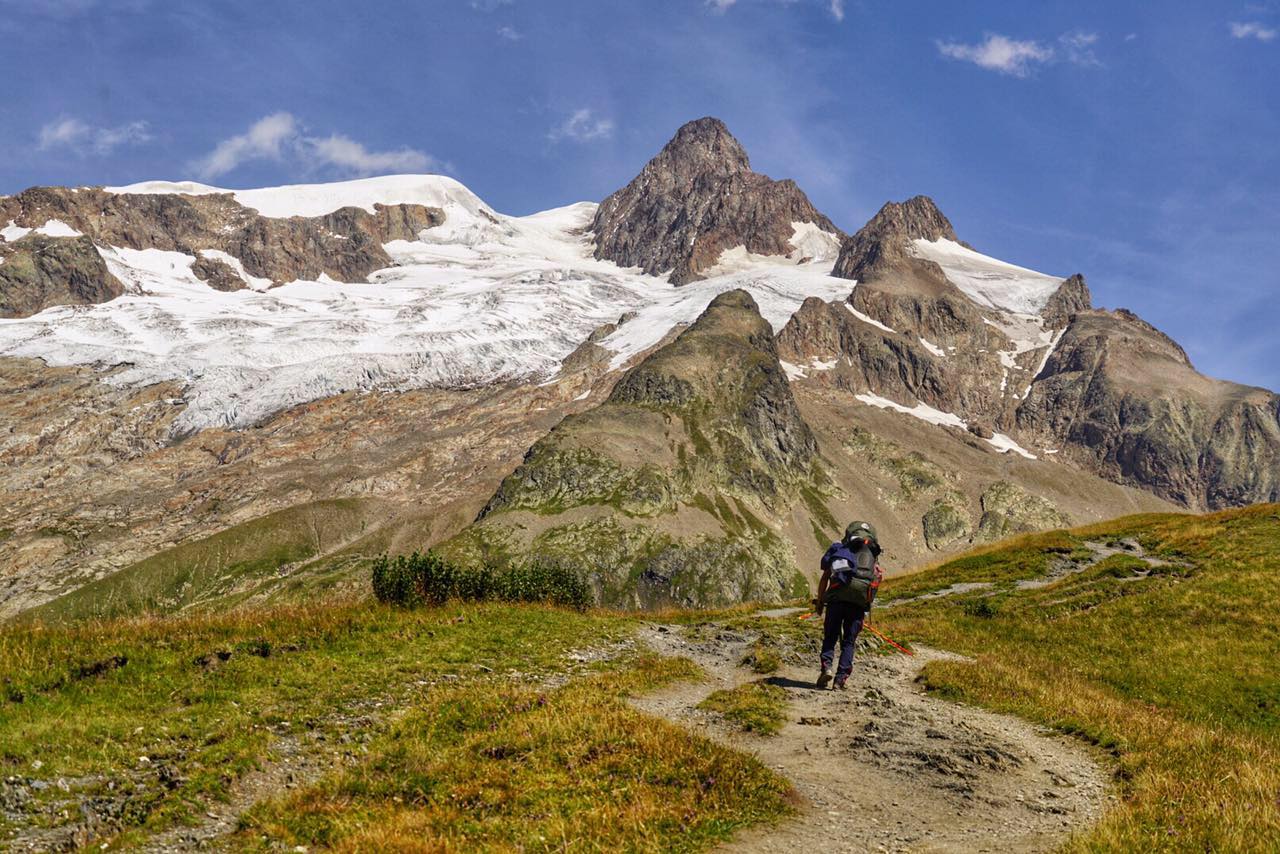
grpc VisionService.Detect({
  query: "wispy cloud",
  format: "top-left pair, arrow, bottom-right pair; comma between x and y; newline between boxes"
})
936,34 -> 1054,77
192,112 -> 298,179
37,116 -> 152,154
306,135 -> 433,175
937,31 -> 1105,76
1230,21 -> 1277,41
547,108 -> 615,143
497,25 -> 522,41
0,0 -> 148,16
705,0 -> 844,21
190,113 -> 440,180
1059,30 -> 1101,66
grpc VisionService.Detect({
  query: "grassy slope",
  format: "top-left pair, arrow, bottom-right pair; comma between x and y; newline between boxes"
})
878,503 -> 1280,851
27,499 -> 383,622
0,601 -> 790,850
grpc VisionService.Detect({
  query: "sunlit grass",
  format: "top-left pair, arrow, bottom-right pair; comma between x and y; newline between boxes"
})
697,681 -> 789,736
879,503 -> 1280,850
239,655 -> 794,851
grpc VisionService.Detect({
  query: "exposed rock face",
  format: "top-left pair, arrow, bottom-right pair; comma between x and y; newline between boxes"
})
1041,274 -> 1093,329
974,481 -> 1071,543
451,289 -> 823,608
0,235 -> 124,317
0,186 -> 445,318
831,195 -> 959,284
591,117 -> 844,284
189,256 -> 246,292
1015,309 -> 1280,509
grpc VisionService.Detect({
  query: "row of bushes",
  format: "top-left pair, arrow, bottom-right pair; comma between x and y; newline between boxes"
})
372,550 -> 591,611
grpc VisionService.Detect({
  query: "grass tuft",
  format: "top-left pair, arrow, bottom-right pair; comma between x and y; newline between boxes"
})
698,681 -> 789,736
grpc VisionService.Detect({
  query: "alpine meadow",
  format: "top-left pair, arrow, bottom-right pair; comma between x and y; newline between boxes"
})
2,2 -> 1278,851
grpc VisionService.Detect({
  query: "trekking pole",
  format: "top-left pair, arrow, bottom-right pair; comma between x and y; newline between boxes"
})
863,622 -> 914,656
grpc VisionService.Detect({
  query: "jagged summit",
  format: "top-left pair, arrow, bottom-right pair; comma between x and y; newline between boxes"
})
831,195 -> 960,284
591,117 -> 844,285
650,116 -> 752,177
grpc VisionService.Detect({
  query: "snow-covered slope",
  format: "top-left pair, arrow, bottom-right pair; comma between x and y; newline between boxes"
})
0,175 -> 851,433
910,237 -> 1063,314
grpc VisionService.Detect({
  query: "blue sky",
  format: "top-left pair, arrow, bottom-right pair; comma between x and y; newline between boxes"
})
2,0 -> 1278,389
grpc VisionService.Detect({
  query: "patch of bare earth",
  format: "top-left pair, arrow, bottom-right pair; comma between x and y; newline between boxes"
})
634,619 -> 1110,853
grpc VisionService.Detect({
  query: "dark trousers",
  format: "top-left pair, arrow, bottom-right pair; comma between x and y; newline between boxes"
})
821,601 -> 865,678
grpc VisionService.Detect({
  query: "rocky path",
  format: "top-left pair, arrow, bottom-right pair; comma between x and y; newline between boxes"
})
634,617 -> 1110,853
882,538 -> 1173,609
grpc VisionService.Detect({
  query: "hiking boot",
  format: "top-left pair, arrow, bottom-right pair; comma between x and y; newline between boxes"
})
834,676 -> 848,690
816,666 -> 833,688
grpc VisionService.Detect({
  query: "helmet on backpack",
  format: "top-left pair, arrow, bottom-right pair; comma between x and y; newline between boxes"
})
843,520 -> 877,546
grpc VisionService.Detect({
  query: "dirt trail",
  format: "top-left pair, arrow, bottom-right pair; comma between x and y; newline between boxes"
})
634,618 -> 1111,853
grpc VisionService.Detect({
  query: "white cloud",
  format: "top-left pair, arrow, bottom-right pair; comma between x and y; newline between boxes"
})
191,113 -> 440,180
1060,30 -> 1101,66
306,135 -> 433,175
37,116 -> 152,154
193,112 -> 298,179
548,108 -> 615,143
706,0 -> 844,19
497,25 -> 522,40
1230,21 -> 1277,41
937,33 -> 1055,77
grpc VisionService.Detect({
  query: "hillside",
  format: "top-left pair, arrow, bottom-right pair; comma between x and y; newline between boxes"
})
440,289 -> 824,608
878,502 -> 1280,850
3,505 -> 1276,850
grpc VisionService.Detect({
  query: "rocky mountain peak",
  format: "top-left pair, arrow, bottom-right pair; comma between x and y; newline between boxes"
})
652,116 -> 752,178
592,118 -> 843,285
866,195 -> 959,243
831,195 -> 960,283
1042,274 -> 1093,328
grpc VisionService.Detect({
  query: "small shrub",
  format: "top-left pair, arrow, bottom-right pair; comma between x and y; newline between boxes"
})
962,597 -> 1000,619
371,551 -> 589,611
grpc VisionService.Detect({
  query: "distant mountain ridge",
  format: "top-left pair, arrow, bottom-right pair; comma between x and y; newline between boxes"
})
0,116 -> 1274,618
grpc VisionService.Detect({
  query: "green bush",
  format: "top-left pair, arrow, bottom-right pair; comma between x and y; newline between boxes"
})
372,551 -> 590,611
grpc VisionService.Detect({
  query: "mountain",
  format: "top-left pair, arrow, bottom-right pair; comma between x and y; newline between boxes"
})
787,192 -> 1280,511
440,289 -> 824,608
591,117 -> 844,284
0,116 -> 1273,620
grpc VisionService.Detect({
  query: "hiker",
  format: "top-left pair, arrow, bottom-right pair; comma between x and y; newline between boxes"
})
814,520 -> 884,689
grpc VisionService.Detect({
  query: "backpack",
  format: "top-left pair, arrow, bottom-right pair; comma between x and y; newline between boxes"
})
824,536 -> 883,609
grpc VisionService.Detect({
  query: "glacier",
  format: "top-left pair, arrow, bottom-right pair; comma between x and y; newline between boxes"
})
0,175 -> 854,434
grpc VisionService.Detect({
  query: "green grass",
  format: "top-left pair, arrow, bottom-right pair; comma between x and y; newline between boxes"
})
740,643 -> 782,674
240,655 -> 793,851
0,601 -> 799,850
878,503 -> 1280,851
0,601 -> 631,846
27,499 -> 382,622
697,682 -> 789,736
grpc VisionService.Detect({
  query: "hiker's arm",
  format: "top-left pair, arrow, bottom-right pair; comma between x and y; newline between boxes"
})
815,567 -> 830,614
